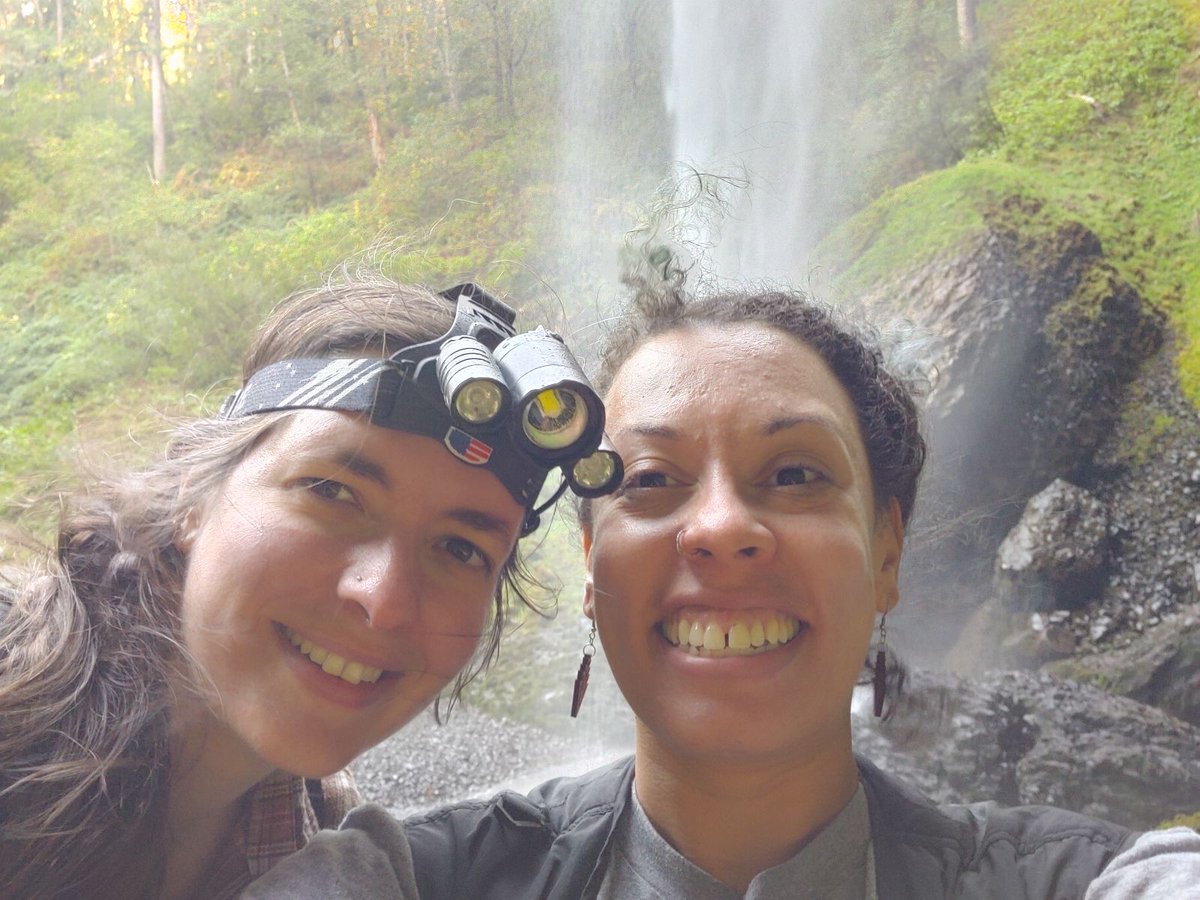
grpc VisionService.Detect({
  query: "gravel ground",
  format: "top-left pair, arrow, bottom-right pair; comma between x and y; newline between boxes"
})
351,703 -> 629,818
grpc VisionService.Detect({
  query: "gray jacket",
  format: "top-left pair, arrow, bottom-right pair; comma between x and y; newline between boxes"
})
404,755 -> 1137,900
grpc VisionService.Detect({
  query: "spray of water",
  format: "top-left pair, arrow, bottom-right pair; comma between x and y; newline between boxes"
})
666,0 -> 841,283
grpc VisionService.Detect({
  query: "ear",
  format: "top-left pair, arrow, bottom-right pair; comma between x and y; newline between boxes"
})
581,523 -> 596,621
873,497 -> 904,616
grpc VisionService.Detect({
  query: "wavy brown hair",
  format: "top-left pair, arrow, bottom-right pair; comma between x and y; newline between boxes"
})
0,270 -> 539,899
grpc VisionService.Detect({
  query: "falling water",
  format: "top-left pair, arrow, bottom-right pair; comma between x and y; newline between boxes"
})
666,0 -> 842,283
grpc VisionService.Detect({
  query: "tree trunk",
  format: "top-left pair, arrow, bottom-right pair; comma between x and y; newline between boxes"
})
957,0 -> 977,51
368,108 -> 386,169
278,39 -> 303,130
55,0 -> 65,91
433,0 -> 459,110
148,0 -> 168,183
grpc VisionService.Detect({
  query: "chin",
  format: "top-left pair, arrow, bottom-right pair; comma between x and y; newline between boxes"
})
259,740 -> 360,780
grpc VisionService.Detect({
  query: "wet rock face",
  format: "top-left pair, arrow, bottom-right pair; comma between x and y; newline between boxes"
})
1047,608 -> 1200,728
994,479 -> 1110,612
855,668 -> 1200,829
859,216 -> 1164,661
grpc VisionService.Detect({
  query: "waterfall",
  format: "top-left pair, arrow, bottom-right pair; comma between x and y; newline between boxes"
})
666,0 -> 840,283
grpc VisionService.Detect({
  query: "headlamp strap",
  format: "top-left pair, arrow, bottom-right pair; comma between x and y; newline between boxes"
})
219,357 -> 390,420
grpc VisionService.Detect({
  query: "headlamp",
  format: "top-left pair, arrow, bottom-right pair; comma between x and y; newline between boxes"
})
218,284 -> 622,533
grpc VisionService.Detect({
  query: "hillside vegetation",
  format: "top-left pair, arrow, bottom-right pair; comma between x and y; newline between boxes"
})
822,0 -> 1200,404
2,0 -> 1198,535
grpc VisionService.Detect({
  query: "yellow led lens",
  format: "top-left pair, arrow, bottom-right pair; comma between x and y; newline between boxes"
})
522,388 -> 587,450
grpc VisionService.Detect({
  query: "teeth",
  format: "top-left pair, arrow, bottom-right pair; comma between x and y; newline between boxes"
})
728,622 -> 751,650
285,628 -> 383,684
750,621 -> 765,647
702,623 -> 724,650
660,613 -> 804,656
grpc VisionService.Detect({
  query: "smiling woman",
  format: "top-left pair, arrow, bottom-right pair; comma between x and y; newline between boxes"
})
237,279 -> 1200,900
0,266 -> 613,900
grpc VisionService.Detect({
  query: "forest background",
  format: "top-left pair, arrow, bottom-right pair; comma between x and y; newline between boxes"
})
2,0 -> 1199,688
2,0 -> 1198,521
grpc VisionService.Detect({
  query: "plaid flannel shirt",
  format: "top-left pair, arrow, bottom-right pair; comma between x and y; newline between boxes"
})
201,768 -> 360,900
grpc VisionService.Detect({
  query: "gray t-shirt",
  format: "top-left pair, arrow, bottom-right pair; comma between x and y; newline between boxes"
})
1083,826 -> 1200,900
596,784 -> 876,900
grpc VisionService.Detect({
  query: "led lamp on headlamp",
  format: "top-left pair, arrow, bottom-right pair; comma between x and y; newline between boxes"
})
493,327 -> 605,462
567,440 -> 624,499
218,283 -> 623,532
437,334 -> 511,427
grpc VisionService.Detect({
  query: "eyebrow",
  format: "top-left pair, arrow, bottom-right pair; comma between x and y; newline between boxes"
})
763,414 -> 845,436
330,449 -> 392,489
620,414 -> 844,440
329,449 -> 517,537
447,507 -> 519,538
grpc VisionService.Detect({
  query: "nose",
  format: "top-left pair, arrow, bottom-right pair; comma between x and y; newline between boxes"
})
675,474 -> 776,564
340,541 -> 420,631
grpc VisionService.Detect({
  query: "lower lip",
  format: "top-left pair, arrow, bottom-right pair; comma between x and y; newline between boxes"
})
275,626 -> 391,710
660,627 -> 808,678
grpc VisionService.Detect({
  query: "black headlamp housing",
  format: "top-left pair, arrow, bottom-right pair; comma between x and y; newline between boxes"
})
219,284 -> 622,533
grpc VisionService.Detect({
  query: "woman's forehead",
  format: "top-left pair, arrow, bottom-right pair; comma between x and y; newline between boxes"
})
606,323 -> 856,425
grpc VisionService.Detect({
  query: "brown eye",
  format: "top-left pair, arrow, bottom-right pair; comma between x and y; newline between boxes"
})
440,537 -> 492,573
622,470 -> 673,490
775,466 -> 817,486
297,477 -> 357,504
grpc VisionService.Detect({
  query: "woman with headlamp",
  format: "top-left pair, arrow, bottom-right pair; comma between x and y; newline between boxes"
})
244,278 -> 1200,899
0,269 -> 616,900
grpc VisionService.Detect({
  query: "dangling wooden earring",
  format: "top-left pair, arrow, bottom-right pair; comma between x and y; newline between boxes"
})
873,613 -> 888,718
570,624 -> 597,718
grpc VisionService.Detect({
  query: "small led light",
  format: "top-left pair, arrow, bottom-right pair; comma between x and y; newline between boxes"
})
566,442 -> 623,498
454,380 -> 505,424
573,452 -> 616,490
522,388 -> 588,450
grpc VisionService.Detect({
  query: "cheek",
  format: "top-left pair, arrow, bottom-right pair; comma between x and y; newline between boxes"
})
421,592 -> 496,674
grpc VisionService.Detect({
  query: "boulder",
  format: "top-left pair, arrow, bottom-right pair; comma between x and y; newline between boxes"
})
854,667 -> 1200,829
994,479 -> 1110,612
1046,608 -> 1200,727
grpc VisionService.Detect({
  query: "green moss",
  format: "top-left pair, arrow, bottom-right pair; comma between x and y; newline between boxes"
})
823,0 -> 1200,407
1158,811 -> 1200,831
990,0 -> 1188,154
1118,409 -> 1178,467
818,158 -> 1046,294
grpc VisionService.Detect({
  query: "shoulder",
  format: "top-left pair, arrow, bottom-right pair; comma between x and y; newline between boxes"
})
858,756 -> 1136,898
1084,827 -> 1200,899
404,755 -> 634,899
406,755 -> 633,844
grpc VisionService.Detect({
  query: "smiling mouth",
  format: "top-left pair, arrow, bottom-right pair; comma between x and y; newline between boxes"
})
284,627 -> 385,685
658,613 -> 806,656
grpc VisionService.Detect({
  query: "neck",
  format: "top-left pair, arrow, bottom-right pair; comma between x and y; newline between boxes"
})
632,726 -> 860,894
161,697 -> 274,900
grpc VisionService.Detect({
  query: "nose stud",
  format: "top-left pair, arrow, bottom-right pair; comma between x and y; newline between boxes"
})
675,529 -> 709,559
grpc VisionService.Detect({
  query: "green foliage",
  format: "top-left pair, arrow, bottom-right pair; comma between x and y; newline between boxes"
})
821,0 -> 1200,407
1158,811 -> 1200,830
990,0 -> 1188,153
819,158 -> 1012,295
780,0 -> 1002,246
0,0 -> 590,524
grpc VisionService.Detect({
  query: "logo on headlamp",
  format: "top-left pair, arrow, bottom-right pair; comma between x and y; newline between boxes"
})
444,427 -> 494,465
